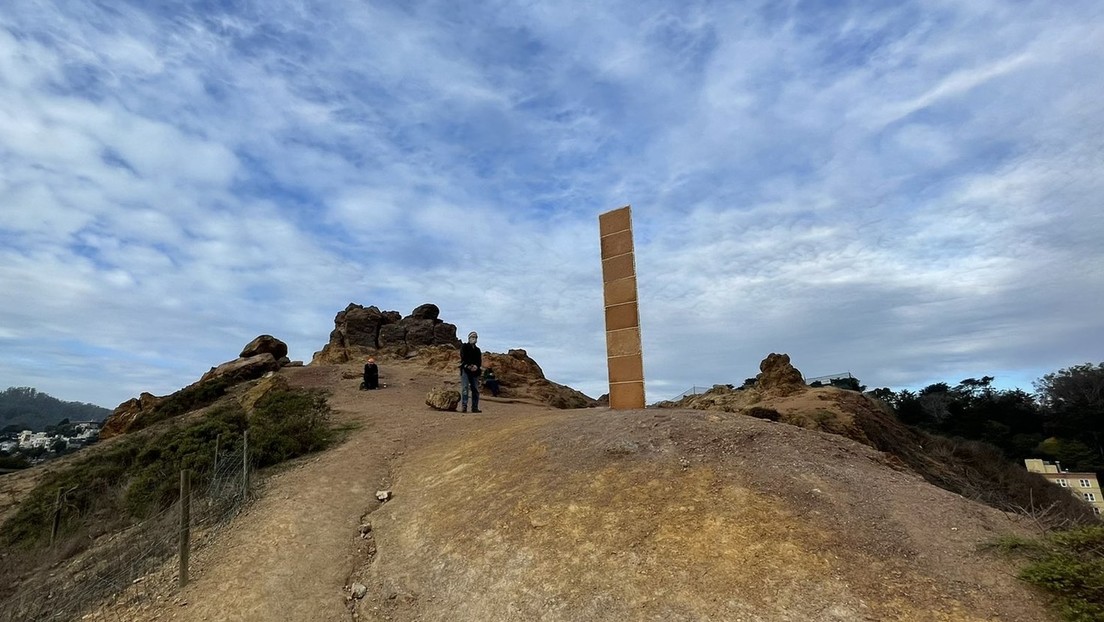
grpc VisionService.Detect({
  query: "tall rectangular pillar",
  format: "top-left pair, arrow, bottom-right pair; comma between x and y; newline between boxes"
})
599,206 -> 645,409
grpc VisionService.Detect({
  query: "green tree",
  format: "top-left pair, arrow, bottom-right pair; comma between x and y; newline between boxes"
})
869,387 -> 896,406
1035,363 -> 1104,470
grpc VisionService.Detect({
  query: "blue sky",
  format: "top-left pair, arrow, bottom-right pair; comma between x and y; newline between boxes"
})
1,0 -> 1102,408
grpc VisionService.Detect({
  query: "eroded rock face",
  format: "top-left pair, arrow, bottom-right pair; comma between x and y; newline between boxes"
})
483,349 -> 545,388
238,373 -> 290,414
200,353 -> 281,384
312,303 -> 461,364
239,334 -> 288,360
756,353 -> 806,397
426,388 -> 461,411
100,392 -> 161,438
344,306 -> 386,348
378,324 -> 408,349
404,319 -> 436,347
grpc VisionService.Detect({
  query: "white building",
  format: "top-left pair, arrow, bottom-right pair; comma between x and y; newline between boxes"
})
17,431 -> 53,449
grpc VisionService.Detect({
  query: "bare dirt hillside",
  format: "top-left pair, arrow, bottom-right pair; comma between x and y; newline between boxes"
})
87,359 -> 1052,622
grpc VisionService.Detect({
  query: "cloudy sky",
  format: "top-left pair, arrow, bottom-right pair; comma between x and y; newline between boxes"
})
2,0 -> 1102,409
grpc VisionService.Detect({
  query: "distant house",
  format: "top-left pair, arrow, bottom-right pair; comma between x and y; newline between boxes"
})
1025,459 -> 1104,516
17,430 -> 52,449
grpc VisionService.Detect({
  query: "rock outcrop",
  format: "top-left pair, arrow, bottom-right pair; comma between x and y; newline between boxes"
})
412,346 -> 596,409
199,353 -> 281,385
100,392 -> 162,438
101,335 -> 295,438
755,352 -> 806,397
239,372 -> 290,414
312,303 -> 460,363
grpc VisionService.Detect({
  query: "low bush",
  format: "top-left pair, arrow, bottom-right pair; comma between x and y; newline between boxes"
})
137,375 -> 237,431
0,454 -> 29,470
249,387 -> 332,468
991,525 -> 1104,621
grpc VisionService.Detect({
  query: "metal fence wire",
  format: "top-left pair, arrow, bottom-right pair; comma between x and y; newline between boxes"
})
0,440 -> 253,622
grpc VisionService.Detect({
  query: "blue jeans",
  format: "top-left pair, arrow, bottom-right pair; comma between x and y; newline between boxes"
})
460,369 -> 480,410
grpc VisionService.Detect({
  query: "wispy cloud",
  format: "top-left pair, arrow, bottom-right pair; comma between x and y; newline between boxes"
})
1,0 -> 1102,407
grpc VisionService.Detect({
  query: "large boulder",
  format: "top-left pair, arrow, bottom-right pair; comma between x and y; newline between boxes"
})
239,334 -> 288,360
199,353 -> 281,384
426,389 -> 460,411
756,353 -> 806,397
408,304 -> 440,321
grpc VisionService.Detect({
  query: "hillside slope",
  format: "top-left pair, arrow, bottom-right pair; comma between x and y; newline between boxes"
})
85,358 -> 1053,622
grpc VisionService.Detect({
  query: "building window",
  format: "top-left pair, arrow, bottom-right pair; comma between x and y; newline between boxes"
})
1084,493 -> 1097,503
1095,507 -> 1102,516
1081,479 -> 1092,488
1058,479 -> 1069,487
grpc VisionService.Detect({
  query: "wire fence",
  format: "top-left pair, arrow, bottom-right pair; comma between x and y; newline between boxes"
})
805,372 -> 856,385
0,436 -> 254,622
668,385 -> 715,401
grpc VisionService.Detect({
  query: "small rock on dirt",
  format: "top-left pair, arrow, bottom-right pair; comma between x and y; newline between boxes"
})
376,490 -> 391,501
352,583 -> 368,599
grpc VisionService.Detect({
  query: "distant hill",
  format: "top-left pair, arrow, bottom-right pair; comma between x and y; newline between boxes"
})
0,387 -> 110,431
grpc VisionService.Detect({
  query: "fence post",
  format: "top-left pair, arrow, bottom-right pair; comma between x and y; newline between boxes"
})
213,433 -> 221,477
50,487 -> 63,549
242,429 -> 250,497
179,469 -> 191,588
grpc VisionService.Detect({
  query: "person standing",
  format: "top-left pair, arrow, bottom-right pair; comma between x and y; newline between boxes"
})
363,357 -> 379,390
459,331 -> 482,413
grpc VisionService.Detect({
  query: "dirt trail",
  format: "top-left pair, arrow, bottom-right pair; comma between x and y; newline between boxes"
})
104,361 -> 539,621
98,361 -> 1054,622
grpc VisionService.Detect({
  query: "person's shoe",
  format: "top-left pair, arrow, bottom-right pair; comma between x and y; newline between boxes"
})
461,406 -> 467,413
472,408 -> 482,413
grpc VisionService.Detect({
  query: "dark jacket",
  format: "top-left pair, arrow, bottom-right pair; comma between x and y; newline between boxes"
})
363,362 -> 379,389
459,343 -> 482,375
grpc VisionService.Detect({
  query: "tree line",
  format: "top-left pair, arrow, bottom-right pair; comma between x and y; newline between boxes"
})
869,363 -> 1104,476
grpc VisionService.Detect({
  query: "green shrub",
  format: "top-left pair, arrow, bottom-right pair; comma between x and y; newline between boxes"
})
249,388 -> 332,468
1,386 -> 332,549
992,526 -> 1104,621
138,376 -> 236,430
0,454 -> 30,469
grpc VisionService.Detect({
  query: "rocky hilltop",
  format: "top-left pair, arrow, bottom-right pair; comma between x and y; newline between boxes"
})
659,352 -> 1091,523
312,303 -> 461,363
77,352 -> 1063,621
101,304 -> 595,438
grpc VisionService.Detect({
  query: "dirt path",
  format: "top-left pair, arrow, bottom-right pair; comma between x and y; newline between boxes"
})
105,361 -> 544,621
